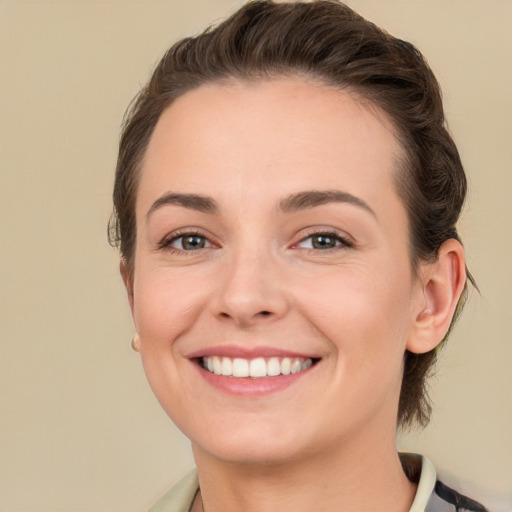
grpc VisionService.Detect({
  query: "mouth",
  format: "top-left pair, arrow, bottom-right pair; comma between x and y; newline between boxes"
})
188,346 -> 322,396
200,356 -> 318,378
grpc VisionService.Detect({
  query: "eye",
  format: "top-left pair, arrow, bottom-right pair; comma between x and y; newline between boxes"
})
165,233 -> 213,251
296,232 -> 352,250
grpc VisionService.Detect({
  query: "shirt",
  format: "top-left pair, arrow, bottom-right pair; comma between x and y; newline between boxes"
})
148,453 -> 488,512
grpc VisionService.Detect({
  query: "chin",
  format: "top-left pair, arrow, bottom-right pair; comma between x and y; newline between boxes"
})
195,438 -> 307,466
185,416 -> 319,466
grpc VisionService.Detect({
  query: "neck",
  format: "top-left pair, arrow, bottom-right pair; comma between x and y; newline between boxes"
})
191,429 -> 416,512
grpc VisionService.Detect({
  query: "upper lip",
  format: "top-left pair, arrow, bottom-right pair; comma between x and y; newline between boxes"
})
186,345 -> 321,360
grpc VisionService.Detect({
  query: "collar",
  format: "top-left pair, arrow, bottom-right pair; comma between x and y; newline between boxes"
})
148,453 -> 437,512
401,453 -> 437,512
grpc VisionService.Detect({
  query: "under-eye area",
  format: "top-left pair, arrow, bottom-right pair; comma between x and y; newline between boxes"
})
199,356 -> 321,378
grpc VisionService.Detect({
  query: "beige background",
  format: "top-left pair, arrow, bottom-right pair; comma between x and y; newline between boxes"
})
0,1 -> 510,510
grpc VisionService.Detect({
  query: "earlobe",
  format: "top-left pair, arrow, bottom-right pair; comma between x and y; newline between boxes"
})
407,239 -> 466,354
119,258 -> 135,314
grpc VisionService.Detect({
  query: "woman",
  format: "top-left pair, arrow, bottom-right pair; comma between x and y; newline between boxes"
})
109,1 -> 487,511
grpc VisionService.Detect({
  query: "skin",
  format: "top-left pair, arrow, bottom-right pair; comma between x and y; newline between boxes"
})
122,78 -> 466,512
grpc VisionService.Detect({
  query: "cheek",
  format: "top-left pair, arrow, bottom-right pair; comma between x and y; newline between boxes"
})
293,261 -> 413,366
132,266 -> 207,348
131,267 -> 210,422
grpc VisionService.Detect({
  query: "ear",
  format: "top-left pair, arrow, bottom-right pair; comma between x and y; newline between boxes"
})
407,239 -> 467,354
120,258 -> 135,316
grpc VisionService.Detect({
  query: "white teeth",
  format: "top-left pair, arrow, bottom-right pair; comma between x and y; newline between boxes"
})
202,355 -> 314,378
267,357 -> 281,376
221,357 -> 232,376
232,358 -> 249,377
291,359 -> 302,374
281,358 -> 291,375
249,357 -> 267,377
212,356 -> 222,375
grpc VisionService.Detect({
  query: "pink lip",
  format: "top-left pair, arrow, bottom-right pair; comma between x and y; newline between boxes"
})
194,361 -> 317,397
187,345 -> 321,397
186,345 -> 318,359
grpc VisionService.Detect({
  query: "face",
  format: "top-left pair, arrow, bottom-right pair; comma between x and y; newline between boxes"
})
127,78 -> 425,465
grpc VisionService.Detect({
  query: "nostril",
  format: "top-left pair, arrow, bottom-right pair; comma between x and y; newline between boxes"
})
217,309 -> 275,324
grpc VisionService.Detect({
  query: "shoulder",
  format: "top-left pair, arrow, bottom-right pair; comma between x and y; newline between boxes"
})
400,453 -> 488,512
429,480 -> 489,512
147,470 -> 199,512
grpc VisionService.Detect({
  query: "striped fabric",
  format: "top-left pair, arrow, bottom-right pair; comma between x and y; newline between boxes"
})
426,480 -> 488,512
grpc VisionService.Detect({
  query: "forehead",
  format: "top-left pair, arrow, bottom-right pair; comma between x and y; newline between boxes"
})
139,77 -> 404,214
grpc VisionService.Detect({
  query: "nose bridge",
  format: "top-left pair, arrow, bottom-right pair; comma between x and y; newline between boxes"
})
214,236 -> 289,326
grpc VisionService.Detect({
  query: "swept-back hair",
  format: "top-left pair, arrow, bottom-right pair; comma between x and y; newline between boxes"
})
110,0 -> 473,428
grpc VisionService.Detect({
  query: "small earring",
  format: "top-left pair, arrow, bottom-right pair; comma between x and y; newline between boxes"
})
131,334 -> 140,352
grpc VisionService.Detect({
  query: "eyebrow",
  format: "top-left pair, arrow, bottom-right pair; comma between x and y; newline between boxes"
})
279,190 -> 376,218
146,189 -> 376,219
146,192 -> 219,219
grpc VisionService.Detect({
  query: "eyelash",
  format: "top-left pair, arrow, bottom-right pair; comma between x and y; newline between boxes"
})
159,230 -> 214,254
159,229 -> 353,255
294,230 -> 354,252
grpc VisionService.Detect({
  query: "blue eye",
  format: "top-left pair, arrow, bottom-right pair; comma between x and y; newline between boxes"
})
297,232 -> 351,250
167,234 -> 212,251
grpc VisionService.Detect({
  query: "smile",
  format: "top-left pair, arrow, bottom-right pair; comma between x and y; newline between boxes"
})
201,356 -> 314,378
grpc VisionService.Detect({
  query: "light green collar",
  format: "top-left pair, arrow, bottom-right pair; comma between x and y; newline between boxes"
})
403,453 -> 437,512
148,469 -> 198,512
149,453 -> 437,512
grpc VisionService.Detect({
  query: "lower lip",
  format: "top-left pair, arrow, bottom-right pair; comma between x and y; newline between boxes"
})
195,362 -> 317,397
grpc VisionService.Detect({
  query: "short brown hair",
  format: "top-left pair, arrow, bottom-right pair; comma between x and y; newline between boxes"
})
109,0 -> 473,428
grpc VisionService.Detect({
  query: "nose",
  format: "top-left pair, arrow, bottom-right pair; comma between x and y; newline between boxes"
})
212,248 -> 290,328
